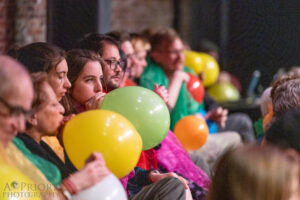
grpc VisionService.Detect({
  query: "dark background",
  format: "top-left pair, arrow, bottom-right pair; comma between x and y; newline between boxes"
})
190,0 -> 300,96
48,0 -> 300,96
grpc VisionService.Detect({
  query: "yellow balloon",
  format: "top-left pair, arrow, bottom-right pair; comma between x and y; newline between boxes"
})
200,53 -> 220,87
0,162 -> 42,200
63,110 -> 142,178
184,51 -> 205,74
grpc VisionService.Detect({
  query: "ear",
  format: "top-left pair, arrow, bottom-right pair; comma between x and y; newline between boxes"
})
27,114 -> 38,126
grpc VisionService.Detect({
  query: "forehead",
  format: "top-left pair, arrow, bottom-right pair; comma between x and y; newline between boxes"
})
55,59 -> 68,72
5,76 -> 33,109
167,38 -> 184,50
121,41 -> 134,55
102,43 -> 120,60
80,61 -> 103,76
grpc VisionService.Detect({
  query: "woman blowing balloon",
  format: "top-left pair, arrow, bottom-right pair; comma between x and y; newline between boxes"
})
63,43 -> 191,199
15,72 -> 111,199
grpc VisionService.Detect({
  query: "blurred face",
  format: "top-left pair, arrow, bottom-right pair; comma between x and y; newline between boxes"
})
131,50 -> 148,78
47,59 -> 71,101
152,38 -> 184,74
71,61 -> 103,105
35,83 -> 65,136
102,43 -> 123,91
0,77 -> 33,148
121,41 -> 137,68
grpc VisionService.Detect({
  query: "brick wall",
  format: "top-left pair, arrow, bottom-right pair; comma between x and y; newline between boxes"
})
0,0 -> 46,52
111,0 -> 190,42
111,0 -> 174,33
15,0 -> 47,47
1,0 -> 190,52
0,0 -> 15,53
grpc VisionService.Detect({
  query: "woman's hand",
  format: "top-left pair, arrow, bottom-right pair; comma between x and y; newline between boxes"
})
85,92 -> 106,110
153,84 -> 169,104
67,152 -> 110,191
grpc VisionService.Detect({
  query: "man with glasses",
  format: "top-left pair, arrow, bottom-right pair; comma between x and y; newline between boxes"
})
0,56 -> 33,148
139,28 -> 243,171
0,55 -> 60,199
76,33 -> 126,92
107,31 -> 138,87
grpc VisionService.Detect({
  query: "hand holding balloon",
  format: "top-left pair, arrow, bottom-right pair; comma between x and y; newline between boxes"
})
63,110 -> 142,178
153,84 -> 169,104
67,152 -> 111,192
85,92 -> 106,110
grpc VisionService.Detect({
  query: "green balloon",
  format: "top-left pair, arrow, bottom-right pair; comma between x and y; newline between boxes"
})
101,86 -> 170,150
207,83 -> 240,102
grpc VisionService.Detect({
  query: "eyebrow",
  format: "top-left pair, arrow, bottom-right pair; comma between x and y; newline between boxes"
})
56,70 -> 67,74
83,75 -> 96,79
103,57 -> 119,60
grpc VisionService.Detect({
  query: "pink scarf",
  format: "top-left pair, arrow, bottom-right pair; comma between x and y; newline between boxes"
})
157,131 -> 210,190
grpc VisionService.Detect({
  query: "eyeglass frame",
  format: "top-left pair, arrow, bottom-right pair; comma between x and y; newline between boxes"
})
156,49 -> 184,55
0,96 -> 33,119
104,59 -> 126,71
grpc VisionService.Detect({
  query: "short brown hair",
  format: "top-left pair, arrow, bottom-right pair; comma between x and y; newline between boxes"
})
149,28 -> 180,51
271,75 -> 300,116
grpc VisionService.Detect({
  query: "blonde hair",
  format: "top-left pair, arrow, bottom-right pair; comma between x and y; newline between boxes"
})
208,145 -> 300,200
131,36 -> 151,53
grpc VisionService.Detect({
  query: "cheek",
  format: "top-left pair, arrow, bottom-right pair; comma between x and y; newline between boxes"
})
0,117 -> 10,131
39,111 -> 62,132
72,84 -> 95,104
48,78 -> 62,94
103,67 -> 113,77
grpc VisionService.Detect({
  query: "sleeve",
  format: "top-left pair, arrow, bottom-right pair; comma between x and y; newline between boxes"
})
127,167 -> 151,197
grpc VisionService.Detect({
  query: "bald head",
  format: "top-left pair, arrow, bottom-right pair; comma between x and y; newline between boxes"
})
0,55 -> 32,98
0,55 -> 34,148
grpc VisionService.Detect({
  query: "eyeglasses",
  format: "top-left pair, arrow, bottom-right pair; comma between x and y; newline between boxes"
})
157,49 -> 184,55
104,59 -> 126,71
0,96 -> 33,119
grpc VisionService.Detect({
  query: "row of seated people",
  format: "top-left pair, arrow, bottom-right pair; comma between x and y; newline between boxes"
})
0,27 -> 299,199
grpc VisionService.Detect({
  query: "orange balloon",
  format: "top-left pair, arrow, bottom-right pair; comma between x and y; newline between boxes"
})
174,116 -> 209,151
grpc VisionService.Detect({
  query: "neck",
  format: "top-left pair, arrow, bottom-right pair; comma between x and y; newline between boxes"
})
72,98 -> 86,114
164,69 -> 175,79
25,128 -> 43,144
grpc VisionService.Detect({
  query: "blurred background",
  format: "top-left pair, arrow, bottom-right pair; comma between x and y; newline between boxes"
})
1,0 -> 300,96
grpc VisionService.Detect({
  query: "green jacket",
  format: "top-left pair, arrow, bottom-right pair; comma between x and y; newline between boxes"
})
139,57 -> 204,130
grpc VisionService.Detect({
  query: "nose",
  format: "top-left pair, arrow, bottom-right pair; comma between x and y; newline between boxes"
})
115,64 -> 122,72
64,77 -> 71,89
94,79 -> 103,93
